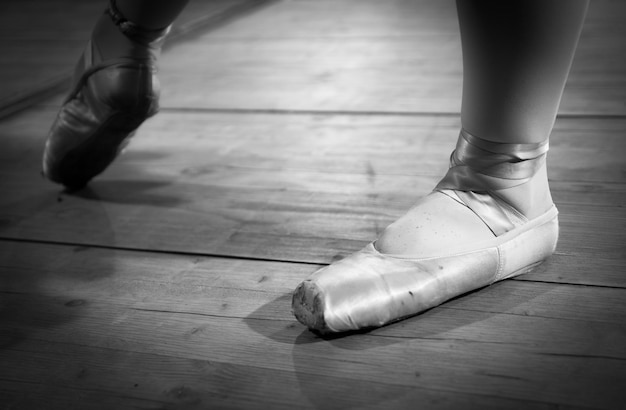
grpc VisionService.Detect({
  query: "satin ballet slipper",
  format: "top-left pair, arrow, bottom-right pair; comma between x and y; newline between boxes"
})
292,129 -> 558,333
42,0 -> 170,190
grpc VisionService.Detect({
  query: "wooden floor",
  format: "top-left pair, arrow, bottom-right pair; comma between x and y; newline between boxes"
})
1,0 -> 625,409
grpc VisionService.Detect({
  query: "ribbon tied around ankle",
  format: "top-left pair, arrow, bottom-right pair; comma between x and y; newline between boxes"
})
436,129 -> 549,236
437,129 -> 549,192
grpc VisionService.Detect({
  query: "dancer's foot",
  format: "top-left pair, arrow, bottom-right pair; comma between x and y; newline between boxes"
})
377,139 -> 553,256
42,0 -> 170,190
292,129 -> 558,333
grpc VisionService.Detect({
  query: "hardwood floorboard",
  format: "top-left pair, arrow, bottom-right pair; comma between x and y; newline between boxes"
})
1,242 -> 625,408
0,109 -> 623,288
1,290 -> 624,408
2,341 -> 580,410
149,0 -> 626,116
2,241 -> 626,326
35,0 -> 626,116
3,109 -> 623,183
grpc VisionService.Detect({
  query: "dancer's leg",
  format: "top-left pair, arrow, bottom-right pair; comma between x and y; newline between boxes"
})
292,1 -> 589,332
377,0 -> 589,255
117,0 -> 190,29
42,0 -> 189,189
95,0 -> 190,60
458,0 -> 589,145
456,0 -> 588,218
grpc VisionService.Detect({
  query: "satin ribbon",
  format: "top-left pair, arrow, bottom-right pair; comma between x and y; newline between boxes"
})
107,0 -> 171,45
435,129 -> 549,236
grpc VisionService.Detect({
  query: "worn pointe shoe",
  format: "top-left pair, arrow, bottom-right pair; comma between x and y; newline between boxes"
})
42,0 -> 170,189
292,129 -> 558,333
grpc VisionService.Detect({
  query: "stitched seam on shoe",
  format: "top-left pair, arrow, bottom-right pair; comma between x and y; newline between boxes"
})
490,191 -> 529,227
494,246 -> 505,283
369,244 -> 495,262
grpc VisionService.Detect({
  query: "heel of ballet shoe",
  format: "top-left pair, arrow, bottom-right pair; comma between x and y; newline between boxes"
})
495,210 -> 559,281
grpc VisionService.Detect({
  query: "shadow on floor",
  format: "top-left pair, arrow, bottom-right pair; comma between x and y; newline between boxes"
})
244,280 -> 551,409
0,189 -> 118,351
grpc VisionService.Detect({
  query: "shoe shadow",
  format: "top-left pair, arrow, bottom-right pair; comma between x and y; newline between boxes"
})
0,189 -> 118,351
245,281 -> 550,409
245,281 -> 540,346
243,293 -> 304,346
71,179 -> 185,208
244,292 -> 408,348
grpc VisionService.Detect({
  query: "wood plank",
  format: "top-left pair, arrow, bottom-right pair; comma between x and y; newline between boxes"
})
0,0 -> 271,118
3,109 -> 624,182
1,242 -> 625,408
0,341 -> 570,410
2,241 -> 626,326
0,109 -> 624,287
563,0 -> 626,116
3,305 -> 624,409
1,287 -> 624,408
137,0 -> 626,116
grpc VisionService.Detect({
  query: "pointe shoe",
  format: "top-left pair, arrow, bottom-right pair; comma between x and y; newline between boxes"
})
292,129 -> 558,333
42,0 -> 170,190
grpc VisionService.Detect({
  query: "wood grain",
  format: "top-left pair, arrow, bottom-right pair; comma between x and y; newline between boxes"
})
1,242 -> 625,408
1,341 -> 572,410
0,109 -> 623,287
151,0 -> 626,116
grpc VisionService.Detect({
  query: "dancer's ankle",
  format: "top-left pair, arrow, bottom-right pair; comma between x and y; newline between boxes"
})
90,3 -> 168,62
376,129 -> 554,256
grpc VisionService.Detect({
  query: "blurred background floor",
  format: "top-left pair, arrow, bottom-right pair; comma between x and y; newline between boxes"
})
0,0 -> 625,409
